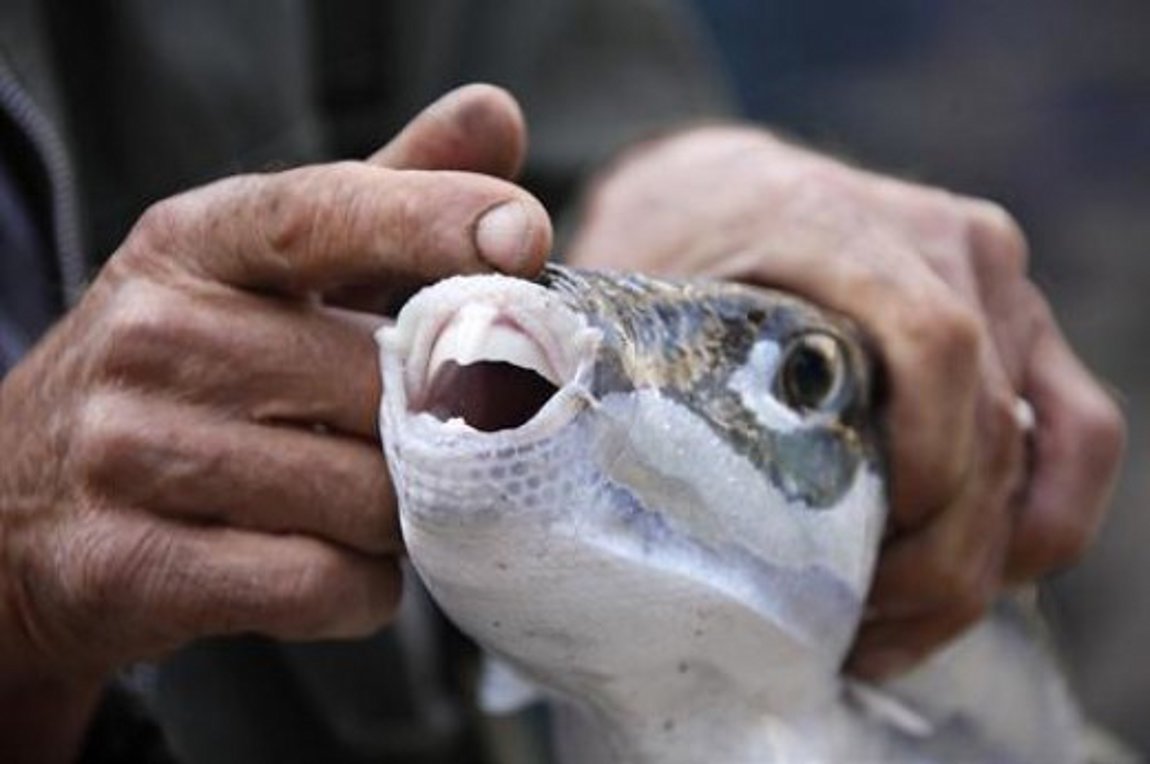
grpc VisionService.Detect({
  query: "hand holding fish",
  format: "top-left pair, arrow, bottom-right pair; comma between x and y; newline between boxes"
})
567,125 -> 1125,679
0,85 -> 550,760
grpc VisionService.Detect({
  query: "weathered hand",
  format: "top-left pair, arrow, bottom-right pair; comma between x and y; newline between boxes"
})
567,126 -> 1124,679
0,85 -> 550,760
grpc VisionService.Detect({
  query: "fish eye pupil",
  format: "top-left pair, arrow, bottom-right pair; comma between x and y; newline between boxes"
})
779,334 -> 842,412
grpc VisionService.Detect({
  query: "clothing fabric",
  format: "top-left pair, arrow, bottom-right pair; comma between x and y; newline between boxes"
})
0,54 -> 64,371
0,2 -> 733,761
0,149 -> 50,367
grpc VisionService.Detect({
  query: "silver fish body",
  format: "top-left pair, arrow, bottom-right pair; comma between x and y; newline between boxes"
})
377,265 -> 1084,764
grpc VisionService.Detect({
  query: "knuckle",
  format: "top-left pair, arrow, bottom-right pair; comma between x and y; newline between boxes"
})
909,294 -> 982,370
255,170 -> 319,266
964,199 -> 1030,275
255,163 -> 368,276
1076,391 -> 1127,472
72,393 -> 147,490
97,281 -> 189,378
124,197 -> 187,259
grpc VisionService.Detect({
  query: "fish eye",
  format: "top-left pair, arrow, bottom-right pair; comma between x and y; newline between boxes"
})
776,332 -> 847,413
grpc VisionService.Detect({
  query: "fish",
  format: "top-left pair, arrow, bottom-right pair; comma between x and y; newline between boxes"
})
376,265 -> 1087,764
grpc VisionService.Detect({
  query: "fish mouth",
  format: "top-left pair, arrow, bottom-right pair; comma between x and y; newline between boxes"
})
421,304 -> 566,431
381,274 -> 600,436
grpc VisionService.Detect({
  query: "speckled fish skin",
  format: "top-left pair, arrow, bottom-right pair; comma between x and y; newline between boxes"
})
377,265 -> 1085,764
537,267 -> 880,512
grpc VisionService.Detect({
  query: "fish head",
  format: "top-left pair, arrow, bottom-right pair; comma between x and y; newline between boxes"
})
378,266 -> 886,706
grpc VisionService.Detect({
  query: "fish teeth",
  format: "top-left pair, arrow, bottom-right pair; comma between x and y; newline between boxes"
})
428,302 -> 560,386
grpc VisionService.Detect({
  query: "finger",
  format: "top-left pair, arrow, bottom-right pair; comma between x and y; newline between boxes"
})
933,200 -> 1123,580
97,279 -> 382,440
122,161 -> 552,294
75,392 -> 398,555
865,495 -> 1004,625
850,382 -> 1018,682
865,373 -> 1022,618
1006,325 -> 1125,580
840,184 -> 1040,395
331,84 -> 530,313
961,200 -> 1039,389
63,512 -> 402,660
369,83 -> 527,178
846,604 -> 976,680
854,376 -> 1023,681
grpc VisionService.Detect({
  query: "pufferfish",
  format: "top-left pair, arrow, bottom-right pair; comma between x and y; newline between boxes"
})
377,265 -> 1085,764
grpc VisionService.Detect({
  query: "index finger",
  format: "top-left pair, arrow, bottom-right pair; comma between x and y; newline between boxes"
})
121,162 -> 552,295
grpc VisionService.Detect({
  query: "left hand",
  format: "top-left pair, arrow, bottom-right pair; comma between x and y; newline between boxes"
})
0,83 -> 549,764
566,126 -> 1124,679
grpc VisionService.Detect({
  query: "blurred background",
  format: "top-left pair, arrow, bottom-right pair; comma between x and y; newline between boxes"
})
686,0 -> 1149,751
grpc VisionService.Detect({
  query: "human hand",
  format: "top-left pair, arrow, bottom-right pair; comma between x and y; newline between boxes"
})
0,84 -> 550,758
567,126 -> 1124,679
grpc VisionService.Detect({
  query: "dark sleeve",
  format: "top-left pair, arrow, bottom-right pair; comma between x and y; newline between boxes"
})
0,313 -> 24,374
79,681 -> 181,764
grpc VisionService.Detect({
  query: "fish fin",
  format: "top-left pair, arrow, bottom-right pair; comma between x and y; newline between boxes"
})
844,679 -> 934,738
879,595 -> 1087,764
478,655 -> 547,714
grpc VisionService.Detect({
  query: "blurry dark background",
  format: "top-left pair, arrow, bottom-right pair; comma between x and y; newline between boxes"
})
688,0 -> 1149,750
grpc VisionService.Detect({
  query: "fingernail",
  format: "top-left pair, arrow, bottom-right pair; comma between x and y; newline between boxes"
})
853,649 -> 915,680
475,200 -> 532,272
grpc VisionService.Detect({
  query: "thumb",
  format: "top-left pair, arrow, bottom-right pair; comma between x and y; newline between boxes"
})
369,83 -> 528,179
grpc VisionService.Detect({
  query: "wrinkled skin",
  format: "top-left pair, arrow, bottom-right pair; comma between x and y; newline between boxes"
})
0,84 -> 1123,763
567,127 -> 1125,679
0,85 -> 552,763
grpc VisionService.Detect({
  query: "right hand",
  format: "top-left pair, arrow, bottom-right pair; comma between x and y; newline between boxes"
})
0,85 -> 551,690
567,126 -> 1124,679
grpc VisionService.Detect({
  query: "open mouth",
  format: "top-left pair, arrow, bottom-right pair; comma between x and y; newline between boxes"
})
420,303 -> 563,432
385,275 -> 599,436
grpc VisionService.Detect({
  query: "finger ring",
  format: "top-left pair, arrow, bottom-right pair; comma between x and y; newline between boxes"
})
1013,397 -> 1036,433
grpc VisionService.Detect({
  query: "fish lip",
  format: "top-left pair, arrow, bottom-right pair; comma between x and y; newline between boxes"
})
377,273 -> 602,443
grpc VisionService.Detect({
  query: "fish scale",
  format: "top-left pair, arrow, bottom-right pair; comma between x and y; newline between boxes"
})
378,265 -> 1086,764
